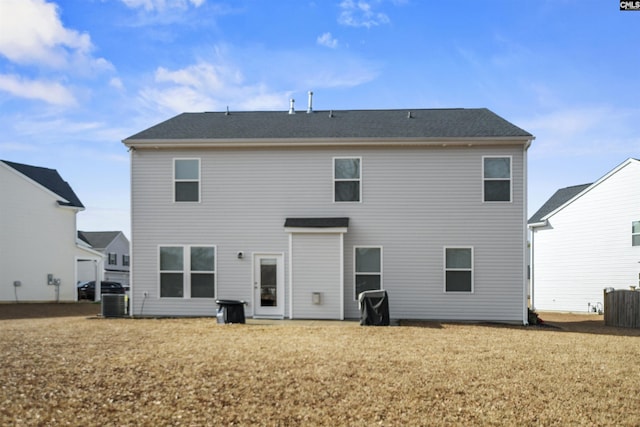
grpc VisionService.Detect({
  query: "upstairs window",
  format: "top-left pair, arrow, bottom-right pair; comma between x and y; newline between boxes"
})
334,157 -> 361,202
354,247 -> 382,299
633,221 -> 640,246
108,253 -> 117,265
122,255 -> 130,266
483,157 -> 511,202
445,247 -> 473,292
174,159 -> 200,202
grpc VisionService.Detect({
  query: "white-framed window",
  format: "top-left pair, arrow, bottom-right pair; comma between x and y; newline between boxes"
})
483,156 -> 511,202
174,158 -> 200,202
354,246 -> 382,299
159,245 -> 216,298
122,255 -> 130,267
108,252 -> 117,265
334,157 -> 361,202
444,247 -> 473,293
633,221 -> 640,246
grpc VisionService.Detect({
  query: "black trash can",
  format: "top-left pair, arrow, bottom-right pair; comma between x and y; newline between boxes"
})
358,290 -> 390,326
216,300 -> 246,324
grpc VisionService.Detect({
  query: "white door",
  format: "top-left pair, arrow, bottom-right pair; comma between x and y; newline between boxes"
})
253,254 -> 285,318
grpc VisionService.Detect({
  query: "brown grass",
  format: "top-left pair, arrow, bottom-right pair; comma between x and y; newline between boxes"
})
1,304 -> 639,426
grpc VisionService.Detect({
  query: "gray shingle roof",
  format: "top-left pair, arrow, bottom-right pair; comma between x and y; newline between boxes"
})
284,218 -> 350,228
1,160 -> 84,208
528,183 -> 592,224
77,231 -> 122,250
124,108 -> 532,142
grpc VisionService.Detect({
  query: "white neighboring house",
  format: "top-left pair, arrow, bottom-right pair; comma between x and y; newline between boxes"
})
529,158 -> 640,313
123,107 -> 534,323
0,160 -> 104,303
77,231 -> 130,288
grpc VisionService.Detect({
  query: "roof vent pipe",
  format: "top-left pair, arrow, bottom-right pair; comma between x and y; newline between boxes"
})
307,91 -> 313,114
289,99 -> 296,115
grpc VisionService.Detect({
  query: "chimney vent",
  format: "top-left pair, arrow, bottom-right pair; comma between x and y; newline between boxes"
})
289,99 -> 296,115
307,91 -> 314,114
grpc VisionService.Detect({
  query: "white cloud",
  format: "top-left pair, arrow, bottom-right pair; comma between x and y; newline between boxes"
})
317,32 -> 338,48
109,77 -> 125,91
338,0 -> 390,28
120,0 -> 205,11
0,0 -> 109,71
0,74 -> 77,106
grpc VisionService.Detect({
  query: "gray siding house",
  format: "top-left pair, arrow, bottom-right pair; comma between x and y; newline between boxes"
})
123,107 -> 534,323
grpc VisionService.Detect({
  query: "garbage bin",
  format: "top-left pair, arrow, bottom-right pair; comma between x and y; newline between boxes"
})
216,300 -> 246,324
358,290 -> 389,326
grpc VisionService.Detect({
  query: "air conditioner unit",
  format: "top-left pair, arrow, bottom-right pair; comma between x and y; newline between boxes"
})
102,294 -> 127,317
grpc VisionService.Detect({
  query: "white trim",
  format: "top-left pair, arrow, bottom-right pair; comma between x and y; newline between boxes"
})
522,149 -> 529,325
288,234 -> 294,319
284,227 -> 348,234
173,158 -> 201,203
353,246 -> 383,300
482,155 -> 513,203
124,136 -> 534,149
443,246 -> 474,293
339,233 -> 344,320
251,252 -> 285,319
333,156 -> 362,203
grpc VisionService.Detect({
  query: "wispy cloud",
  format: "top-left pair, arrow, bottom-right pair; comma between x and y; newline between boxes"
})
317,32 -> 338,48
119,0 -> 205,12
0,74 -> 77,106
338,0 -> 390,28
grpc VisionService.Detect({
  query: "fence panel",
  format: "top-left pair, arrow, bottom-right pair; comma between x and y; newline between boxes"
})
604,289 -> 640,328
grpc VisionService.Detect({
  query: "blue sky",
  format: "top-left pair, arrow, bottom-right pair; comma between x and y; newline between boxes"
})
1,0 -> 639,238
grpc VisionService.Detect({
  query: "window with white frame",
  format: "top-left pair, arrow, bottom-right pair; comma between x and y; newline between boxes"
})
174,159 -> 200,202
483,157 -> 511,202
354,247 -> 382,299
159,245 -> 215,298
445,247 -> 473,292
334,157 -> 361,202
108,252 -> 117,265
633,221 -> 640,246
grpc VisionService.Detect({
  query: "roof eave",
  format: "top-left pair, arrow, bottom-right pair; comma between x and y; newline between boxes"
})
123,136 -> 533,149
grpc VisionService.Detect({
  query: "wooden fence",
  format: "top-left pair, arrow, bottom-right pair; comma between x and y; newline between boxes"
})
603,289 -> 640,328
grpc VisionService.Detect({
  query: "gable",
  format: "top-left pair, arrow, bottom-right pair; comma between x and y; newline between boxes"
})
1,160 -> 84,208
529,158 -> 640,226
77,231 -> 123,250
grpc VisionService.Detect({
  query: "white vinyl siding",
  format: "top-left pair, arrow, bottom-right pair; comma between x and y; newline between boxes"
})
531,160 -> 640,312
131,146 -> 526,321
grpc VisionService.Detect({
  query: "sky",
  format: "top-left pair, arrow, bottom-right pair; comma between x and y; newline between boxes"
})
1,0 -> 639,239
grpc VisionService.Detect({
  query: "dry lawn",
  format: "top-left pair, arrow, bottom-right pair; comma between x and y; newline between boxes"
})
1,304 -> 639,426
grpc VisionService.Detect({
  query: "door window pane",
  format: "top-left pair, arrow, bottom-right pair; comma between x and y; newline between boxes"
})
260,259 -> 277,307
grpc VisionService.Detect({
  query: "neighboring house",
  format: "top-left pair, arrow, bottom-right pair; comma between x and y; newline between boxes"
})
77,231 -> 130,287
123,107 -> 534,323
529,158 -> 640,312
0,160 -> 103,302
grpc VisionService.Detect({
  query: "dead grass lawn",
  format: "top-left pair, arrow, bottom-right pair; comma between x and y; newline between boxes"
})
1,304 -> 639,426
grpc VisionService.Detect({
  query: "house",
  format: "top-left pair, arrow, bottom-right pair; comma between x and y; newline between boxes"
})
0,160 -> 103,302
123,106 -> 534,323
77,231 -> 130,287
528,158 -> 640,312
